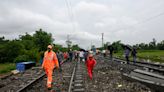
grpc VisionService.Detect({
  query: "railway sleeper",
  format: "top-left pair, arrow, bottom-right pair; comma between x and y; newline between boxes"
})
122,69 -> 164,92
74,80 -> 83,84
73,88 -> 85,92
71,83 -> 84,90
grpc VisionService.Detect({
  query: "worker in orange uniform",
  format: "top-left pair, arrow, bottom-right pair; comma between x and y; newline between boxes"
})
42,45 -> 59,89
86,54 -> 96,80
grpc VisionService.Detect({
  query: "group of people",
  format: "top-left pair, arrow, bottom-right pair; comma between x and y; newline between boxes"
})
41,44 -> 137,89
124,46 -> 137,64
103,45 -> 137,64
41,45 -> 97,90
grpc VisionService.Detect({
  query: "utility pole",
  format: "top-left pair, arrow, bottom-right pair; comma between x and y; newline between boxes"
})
91,41 -> 93,50
102,33 -> 104,49
66,34 -> 72,50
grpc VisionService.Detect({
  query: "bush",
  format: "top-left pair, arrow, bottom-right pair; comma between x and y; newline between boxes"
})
14,55 -> 29,63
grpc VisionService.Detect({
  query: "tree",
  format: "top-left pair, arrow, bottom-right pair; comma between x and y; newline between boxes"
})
53,44 -> 63,52
157,40 -> 164,50
0,36 -> 9,44
33,29 -> 53,51
72,44 -> 80,51
149,38 -> 157,50
112,40 -> 123,52
0,40 -> 24,63
19,33 -> 35,50
19,32 -> 33,40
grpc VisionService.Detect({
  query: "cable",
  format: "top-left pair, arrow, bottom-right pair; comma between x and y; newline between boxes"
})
64,0 -> 76,32
136,12 -> 164,25
112,11 -> 164,32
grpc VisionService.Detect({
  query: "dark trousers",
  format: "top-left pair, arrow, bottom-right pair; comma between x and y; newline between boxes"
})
110,54 -> 113,61
125,56 -> 129,64
133,56 -> 136,64
69,56 -> 73,62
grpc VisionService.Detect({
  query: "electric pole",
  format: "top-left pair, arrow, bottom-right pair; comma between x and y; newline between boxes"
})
66,34 -> 72,50
102,33 -> 104,49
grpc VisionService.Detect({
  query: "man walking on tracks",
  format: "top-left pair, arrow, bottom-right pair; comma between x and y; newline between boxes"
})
124,45 -> 131,64
42,45 -> 59,89
86,54 -> 96,80
131,47 -> 137,64
108,45 -> 114,61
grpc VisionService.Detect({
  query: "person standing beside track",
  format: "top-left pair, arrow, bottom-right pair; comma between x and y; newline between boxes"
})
124,46 -> 131,64
79,51 -> 84,62
63,52 -> 69,62
42,45 -> 59,90
108,45 -> 114,61
84,51 -> 89,62
85,54 -> 96,80
131,47 -> 137,64
69,49 -> 73,62
74,50 -> 79,61
56,51 -> 63,72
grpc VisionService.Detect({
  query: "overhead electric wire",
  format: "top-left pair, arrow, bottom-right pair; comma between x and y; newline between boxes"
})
64,0 -> 81,46
135,12 -> 164,25
112,11 -> 164,31
64,0 -> 76,32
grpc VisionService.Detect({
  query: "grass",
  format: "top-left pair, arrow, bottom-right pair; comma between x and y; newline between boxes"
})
0,63 -> 15,74
114,50 -> 164,63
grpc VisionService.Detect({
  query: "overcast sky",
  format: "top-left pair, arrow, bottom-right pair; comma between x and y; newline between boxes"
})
0,0 -> 164,49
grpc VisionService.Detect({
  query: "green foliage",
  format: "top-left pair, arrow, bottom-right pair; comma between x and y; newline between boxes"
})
98,41 -> 123,52
115,50 -> 164,63
0,28 -> 54,64
72,44 -> 80,51
33,29 -> 53,51
0,63 -> 15,74
14,55 -> 29,63
60,47 -> 68,52
157,40 -> 164,50
23,48 -> 39,62
19,33 -> 36,50
137,50 -> 164,62
0,40 -> 24,63
111,40 -> 123,53
53,44 -> 63,52
133,39 -> 164,50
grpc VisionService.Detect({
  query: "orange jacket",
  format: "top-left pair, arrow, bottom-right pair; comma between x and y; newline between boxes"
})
42,51 -> 59,69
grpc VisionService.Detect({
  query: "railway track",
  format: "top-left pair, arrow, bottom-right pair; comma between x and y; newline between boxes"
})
15,61 -> 75,92
12,60 -> 85,92
113,58 -> 164,75
112,57 -> 164,92
16,73 -> 46,92
68,60 -> 85,92
1,55 -> 156,92
0,67 -> 45,92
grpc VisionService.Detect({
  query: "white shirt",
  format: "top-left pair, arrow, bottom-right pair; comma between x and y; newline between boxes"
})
79,51 -> 84,57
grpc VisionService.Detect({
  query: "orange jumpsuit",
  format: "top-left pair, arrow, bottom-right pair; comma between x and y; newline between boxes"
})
42,51 -> 59,88
86,58 -> 96,80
